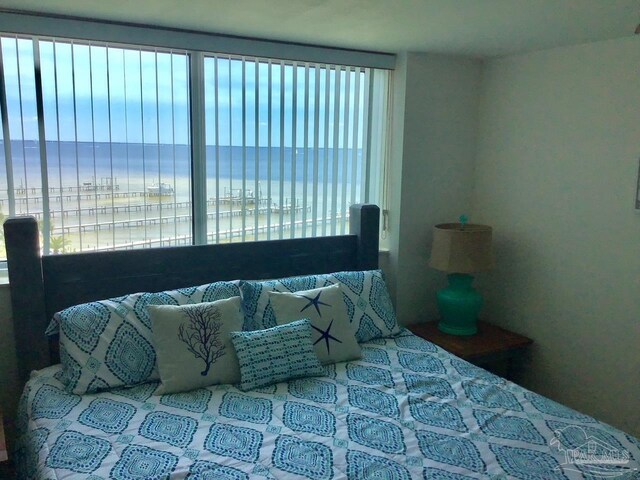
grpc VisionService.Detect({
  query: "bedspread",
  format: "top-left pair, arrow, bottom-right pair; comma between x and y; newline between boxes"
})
15,329 -> 640,479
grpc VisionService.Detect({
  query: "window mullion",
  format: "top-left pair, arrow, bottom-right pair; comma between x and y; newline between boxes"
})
189,51 -> 207,245
213,55 -> 220,244
253,58 -> 259,242
301,63 -> 309,238
0,41 -> 15,217
278,62 -> 285,239
290,62 -> 297,239
266,60 -> 272,240
241,57 -> 246,242
351,68 -> 361,209
311,65 -> 320,238
330,67 -> 341,236
33,38 -> 51,254
340,67 -> 351,235
363,69 -> 373,203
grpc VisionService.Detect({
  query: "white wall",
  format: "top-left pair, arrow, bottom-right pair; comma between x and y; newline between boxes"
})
472,36 -> 640,436
388,52 -> 482,326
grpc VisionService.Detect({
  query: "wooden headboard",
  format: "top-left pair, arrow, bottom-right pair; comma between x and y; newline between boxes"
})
5,204 -> 380,383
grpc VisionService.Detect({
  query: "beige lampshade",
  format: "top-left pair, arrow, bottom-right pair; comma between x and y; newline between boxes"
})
429,223 -> 494,273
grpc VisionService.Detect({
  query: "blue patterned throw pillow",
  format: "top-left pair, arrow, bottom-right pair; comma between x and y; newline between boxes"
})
240,269 -> 399,343
230,319 -> 325,391
51,281 -> 240,394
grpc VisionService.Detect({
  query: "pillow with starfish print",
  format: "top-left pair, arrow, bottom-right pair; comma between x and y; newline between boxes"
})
269,283 -> 361,365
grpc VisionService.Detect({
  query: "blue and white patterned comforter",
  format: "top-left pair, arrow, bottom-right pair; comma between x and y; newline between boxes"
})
16,330 -> 640,479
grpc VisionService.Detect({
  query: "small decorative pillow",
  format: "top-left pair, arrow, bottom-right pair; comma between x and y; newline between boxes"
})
240,269 -> 399,343
149,297 -> 243,394
51,281 -> 240,394
269,284 -> 361,365
229,318 -> 325,391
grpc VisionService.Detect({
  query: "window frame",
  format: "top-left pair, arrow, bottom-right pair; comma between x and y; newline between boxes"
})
0,11 -> 394,268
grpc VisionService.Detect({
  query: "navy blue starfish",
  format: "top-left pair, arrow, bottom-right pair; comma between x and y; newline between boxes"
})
312,319 -> 342,354
298,291 -> 331,316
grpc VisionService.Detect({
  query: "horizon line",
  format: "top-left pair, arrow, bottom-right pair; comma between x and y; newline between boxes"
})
0,139 -> 361,149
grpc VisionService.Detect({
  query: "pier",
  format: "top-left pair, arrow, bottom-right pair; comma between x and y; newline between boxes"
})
50,205 -> 312,234
1,179 -> 350,256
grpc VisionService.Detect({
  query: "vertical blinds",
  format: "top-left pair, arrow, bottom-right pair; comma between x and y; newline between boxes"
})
202,55 -> 380,243
0,36 -> 192,255
0,32 -> 390,259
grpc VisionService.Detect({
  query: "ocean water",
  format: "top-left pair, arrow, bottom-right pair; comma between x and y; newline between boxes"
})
1,140 -> 364,193
0,140 -> 363,252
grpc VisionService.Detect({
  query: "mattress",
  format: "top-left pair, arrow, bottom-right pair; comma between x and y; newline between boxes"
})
15,329 -> 640,479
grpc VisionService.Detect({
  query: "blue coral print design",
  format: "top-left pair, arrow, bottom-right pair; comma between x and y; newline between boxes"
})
14,328 -> 640,479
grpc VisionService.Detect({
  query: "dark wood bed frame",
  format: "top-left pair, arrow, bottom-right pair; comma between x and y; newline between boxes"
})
4,204 -> 379,384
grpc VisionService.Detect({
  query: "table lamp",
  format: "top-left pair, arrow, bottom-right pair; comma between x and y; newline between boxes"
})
429,216 -> 494,335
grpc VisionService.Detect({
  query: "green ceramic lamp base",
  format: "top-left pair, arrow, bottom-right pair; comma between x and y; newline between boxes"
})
437,273 -> 483,336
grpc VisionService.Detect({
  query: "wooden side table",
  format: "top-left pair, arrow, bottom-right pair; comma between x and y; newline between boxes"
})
409,321 -> 533,380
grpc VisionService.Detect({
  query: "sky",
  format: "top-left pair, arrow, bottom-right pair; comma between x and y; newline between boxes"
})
1,37 -> 368,149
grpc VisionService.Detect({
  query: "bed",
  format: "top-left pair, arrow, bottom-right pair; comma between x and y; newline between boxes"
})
5,204 -> 640,480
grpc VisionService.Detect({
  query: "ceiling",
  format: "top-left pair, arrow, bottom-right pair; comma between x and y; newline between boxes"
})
0,0 -> 638,57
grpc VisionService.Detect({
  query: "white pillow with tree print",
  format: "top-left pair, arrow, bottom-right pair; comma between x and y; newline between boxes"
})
269,284 -> 361,365
149,297 -> 242,394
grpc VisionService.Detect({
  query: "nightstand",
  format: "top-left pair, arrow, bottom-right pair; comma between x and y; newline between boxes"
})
409,321 -> 533,380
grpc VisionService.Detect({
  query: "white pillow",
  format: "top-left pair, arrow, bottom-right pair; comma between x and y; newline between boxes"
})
269,284 -> 361,365
149,297 -> 243,394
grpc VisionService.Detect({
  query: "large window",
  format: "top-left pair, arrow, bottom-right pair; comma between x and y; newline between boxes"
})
0,27 -> 390,261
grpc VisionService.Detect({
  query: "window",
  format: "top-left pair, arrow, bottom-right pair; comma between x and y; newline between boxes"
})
0,37 -> 191,256
0,19 -> 391,261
